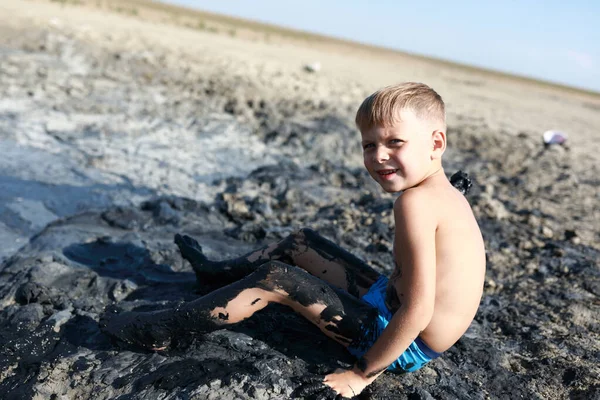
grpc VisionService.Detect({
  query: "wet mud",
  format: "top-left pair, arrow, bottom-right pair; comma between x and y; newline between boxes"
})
2,159 -> 598,399
1,3 -> 599,399
101,253 -> 379,353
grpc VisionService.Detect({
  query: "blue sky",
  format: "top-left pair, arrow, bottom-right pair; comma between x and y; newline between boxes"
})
162,1 -> 600,93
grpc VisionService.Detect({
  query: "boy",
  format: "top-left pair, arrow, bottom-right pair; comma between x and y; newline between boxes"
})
102,82 -> 486,398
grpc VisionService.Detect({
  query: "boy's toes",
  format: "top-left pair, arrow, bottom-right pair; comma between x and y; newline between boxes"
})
100,306 -> 130,344
100,307 -> 172,351
174,234 -> 205,261
184,235 -> 201,249
174,233 -> 185,247
174,234 -> 199,250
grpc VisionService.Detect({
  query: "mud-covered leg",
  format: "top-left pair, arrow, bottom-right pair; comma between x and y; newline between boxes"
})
291,228 -> 381,297
101,261 -> 379,352
174,233 -> 296,285
175,228 -> 381,297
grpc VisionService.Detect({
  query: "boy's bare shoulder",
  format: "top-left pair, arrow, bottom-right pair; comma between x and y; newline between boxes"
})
393,184 -> 442,213
394,181 -> 471,225
392,187 -> 438,230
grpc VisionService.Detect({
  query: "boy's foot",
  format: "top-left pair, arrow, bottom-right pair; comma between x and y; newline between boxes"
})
174,234 -> 210,270
174,234 -> 223,284
100,305 -> 173,351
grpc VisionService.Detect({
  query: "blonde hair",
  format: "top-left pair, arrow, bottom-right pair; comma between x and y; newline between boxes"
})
355,82 -> 445,132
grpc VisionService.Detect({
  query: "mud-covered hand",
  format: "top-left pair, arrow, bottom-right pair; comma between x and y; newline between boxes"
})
324,368 -> 372,398
291,372 -> 351,399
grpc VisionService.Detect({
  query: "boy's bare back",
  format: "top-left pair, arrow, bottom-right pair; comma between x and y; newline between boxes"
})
389,174 -> 486,354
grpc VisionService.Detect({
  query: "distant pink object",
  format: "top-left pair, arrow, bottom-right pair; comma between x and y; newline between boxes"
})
543,130 -> 568,145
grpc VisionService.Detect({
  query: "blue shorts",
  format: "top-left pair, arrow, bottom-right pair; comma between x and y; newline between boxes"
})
347,276 -> 441,373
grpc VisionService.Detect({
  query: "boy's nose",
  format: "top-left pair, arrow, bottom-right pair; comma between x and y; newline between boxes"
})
374,147 -> 390,163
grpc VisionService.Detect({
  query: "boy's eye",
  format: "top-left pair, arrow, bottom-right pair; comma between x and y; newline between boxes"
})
362,143 -> 374,150
390,139 -> 404,145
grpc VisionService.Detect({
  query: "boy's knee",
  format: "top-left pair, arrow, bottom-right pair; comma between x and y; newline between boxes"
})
256,260 -> 291,275
256,261 -> 311,281
282,227 -> 315,246
254,262 -> 310,294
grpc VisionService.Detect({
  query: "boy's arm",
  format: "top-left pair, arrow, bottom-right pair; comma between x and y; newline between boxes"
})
324,190 -> 437,395
358,189 -> 437,375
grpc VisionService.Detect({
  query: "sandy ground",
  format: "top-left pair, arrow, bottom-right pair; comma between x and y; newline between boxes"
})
0,1 -> 599,399
2,0 -> 599,255
5,1 -> 600,147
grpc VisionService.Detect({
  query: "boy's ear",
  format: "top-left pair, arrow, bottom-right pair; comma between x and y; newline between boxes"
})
430,130 -> 446,159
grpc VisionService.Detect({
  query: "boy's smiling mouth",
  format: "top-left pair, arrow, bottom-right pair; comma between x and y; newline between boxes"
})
376,169 -> 398,180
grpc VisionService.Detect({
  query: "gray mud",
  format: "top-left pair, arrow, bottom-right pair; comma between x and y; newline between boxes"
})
1,7 -> 599,400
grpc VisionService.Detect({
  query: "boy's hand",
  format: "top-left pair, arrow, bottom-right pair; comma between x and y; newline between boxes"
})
292,367 -> 371,399
323,368 -> 371,398
291,374 -> 341,399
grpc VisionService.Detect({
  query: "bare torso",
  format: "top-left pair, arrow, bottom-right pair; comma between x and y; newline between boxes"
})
387,180 -> 486,353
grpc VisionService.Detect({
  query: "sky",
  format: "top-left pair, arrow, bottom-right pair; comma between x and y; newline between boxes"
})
162,0 -> 600,93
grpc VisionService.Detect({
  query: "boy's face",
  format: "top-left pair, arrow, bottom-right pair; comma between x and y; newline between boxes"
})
360,110 -> 439,193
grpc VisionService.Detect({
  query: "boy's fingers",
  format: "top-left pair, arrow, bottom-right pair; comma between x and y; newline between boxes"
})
321,389 -> 338,400
292,382 -> 334,398
323,386 -> 344,400
291,374 -> 324,385
291,381 -> 345,400
291,382 -> 323,398
290,371 -> 354,399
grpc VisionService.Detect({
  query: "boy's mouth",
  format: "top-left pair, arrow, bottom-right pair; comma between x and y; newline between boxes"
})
377,169 -> 398,180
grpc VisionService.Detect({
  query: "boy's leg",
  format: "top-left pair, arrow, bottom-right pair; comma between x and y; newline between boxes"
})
101,261 -> 378,351
175,228 -> 381,297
